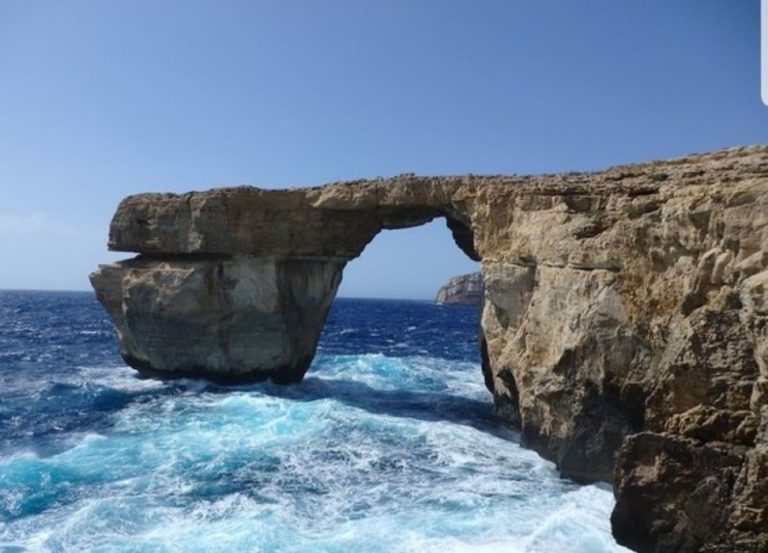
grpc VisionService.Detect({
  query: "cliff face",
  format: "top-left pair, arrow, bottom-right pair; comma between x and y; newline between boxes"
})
473,147 -> 768,552
92,145 -> 768,552
435,272 -> 483,304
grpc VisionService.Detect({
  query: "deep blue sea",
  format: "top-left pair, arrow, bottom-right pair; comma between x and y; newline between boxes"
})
0,291 -> 628,553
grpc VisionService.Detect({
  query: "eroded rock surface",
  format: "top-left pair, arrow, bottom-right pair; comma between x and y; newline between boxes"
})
91,256 -> 342,383
435,272 -> 483,304
92,145 -> 768,551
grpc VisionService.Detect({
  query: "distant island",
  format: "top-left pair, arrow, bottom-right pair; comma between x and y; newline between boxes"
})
435,272 -> 483,305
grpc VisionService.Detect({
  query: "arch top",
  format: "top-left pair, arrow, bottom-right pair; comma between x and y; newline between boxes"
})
106,175 -> 482,261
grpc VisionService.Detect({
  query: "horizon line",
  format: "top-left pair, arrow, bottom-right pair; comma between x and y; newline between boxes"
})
0,288 -> 440,302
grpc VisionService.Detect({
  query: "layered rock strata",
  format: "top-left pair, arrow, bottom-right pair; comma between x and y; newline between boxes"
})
435,272 -> 483,304
92,145 -> 768,552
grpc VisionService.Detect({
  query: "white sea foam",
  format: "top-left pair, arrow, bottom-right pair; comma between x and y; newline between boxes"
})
0,353 -> 629,552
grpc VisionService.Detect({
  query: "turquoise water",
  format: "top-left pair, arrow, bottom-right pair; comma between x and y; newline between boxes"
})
0,292 -> 628,552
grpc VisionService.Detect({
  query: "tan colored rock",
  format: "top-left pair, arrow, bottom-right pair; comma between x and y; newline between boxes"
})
91,256 -> 343,383
92,144 -> 768,551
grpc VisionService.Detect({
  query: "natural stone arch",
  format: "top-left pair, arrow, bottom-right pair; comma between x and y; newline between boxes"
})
92,146 -> 768,551
92,177 -> 481,384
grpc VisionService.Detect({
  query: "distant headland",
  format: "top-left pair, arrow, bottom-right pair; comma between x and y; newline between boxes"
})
435,272 -> 483,305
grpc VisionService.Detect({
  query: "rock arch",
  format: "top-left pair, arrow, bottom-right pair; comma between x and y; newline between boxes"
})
92,146 -> 768,551
92,176 -> 480,384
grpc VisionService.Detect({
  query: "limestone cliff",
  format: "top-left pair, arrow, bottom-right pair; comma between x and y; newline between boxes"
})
92,145 -> 768,552
435,272 -> 483,304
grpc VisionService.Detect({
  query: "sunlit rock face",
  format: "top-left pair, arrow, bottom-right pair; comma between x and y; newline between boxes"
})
92,145 -> 768,552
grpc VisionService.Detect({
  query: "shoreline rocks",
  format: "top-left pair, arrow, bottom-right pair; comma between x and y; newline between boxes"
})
92,145 -> 768,551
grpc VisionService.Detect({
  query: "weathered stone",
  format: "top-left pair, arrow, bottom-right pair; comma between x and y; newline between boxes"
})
91,256 -> 343,383
92,145 -> 768,551
435,272 -> 483,304
612,432 -> 747,553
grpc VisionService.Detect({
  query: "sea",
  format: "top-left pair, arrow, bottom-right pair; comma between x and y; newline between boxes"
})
0,290 -> 629,553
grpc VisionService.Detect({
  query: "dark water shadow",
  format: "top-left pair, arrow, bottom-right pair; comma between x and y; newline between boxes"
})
1,369 -> 519,458
238,376 -> 520,442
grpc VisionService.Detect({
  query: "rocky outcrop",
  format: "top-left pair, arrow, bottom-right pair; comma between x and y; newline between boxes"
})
435,272 -> 483,304
91,257 -> 342,383
92,180 -> 479,381
92,145 -> 768,552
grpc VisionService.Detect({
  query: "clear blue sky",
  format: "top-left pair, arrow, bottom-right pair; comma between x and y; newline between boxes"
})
1,1 -> 766,298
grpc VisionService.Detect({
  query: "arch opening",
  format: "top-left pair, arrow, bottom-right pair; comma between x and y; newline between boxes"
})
312,216 -> 488,430
338,217 -> 479,301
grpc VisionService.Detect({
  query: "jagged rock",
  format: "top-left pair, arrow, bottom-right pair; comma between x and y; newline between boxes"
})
92,145 -> 768,552
435,272 -> 483,304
